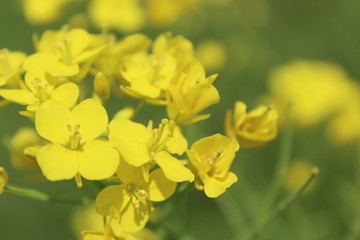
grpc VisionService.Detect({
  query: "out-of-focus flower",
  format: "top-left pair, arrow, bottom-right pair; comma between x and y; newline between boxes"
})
146,0 -> 200,27
326,82 -> 360,146
187,134 -> 239,198
284,159 -> 315,194
195,40 -> 227,72
0,167 -> 8,195
167,60 -> 220,125
22,0 -> 77,25
0,49 -> 26,88
225,101 -> 278,148
95,160 -> 176,232
268,60 -> 351,128
88,0 -> 144,33
9,127 -> 41,170
35,99 -> 119,187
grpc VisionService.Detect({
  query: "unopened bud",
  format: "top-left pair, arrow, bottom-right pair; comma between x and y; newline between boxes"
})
94,72 -> 110,101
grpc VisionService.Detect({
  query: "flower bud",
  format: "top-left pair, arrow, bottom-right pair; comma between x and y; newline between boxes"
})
94,72 -> 110,101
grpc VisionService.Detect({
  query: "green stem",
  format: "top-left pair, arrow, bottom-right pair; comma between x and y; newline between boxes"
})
262,117 -> 294,213
215,191 -> 248,239
242,168 -> 319,239
4,185 -> 90,205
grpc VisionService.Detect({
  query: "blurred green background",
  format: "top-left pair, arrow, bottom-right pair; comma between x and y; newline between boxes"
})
1,0 -> 360,239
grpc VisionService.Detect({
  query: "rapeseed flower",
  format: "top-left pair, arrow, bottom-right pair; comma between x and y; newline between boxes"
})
167,60 -> 220,125
108,119 -> 193,182
268,60 -> 351,127
88,0 -> 144,33
83,207 -> 137,240
95,159 -> 176,232
25,28 -> 106,79
187,134 -> 239,198
0,49 -> 26,88
225,101 -> 278,147
0,73 -> 79,117
35,99 -> 119,187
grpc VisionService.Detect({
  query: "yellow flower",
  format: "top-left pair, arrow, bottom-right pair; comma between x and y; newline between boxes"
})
0,73 -> 79,117
268,60 -> 351,127
146,0 -> 200,27
108,119 -> 193,183
225,101 -> 278,148
22,0 -> 76,25
120,53 -> 177,104
167,60 -> 220,125
120,33 -> 194,104
195,40 -> 227,72
88,0 -> 144,33
326,84 -> 360,145
26,28 -> 106,78
0,167 -> 8,195
83,207 -> 137,240
35,99 -> 119,187
152,32 -> 194,68
92,33 -> 151,86
0,49 -> 26,88
187,134 -> 239,198
9,127 -> 41,171
95,159 -> 176,232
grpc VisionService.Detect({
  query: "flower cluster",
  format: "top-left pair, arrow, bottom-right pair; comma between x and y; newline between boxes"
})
0,18 -> 279,237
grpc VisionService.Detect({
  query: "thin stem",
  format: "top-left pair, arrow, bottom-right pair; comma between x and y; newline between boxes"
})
262,115 -> 294,214
4,185 -> 90,205
242,168 -> 319,239
215,191 -> 248,239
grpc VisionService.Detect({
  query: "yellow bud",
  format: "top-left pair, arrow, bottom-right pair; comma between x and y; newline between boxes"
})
94,72 -> 110,101
0,167 -> 8,194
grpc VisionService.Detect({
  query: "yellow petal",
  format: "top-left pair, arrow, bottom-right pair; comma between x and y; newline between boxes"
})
165,125 -> 187,155
117,158 -> 144,185
121,201 -> 149,233
95,185 -> 129,216
108,119 -> 151,167
51,82 -> 79,108
72,99 -> 108,140
153,151 -> 194,182
35,100 -> 72,142
78,140 -> 119,180
204,172 -> 238,198
73,45 -> 107,64
0,89 -> 35,105
45,61 -> 79,77
37,143 -> 78,181
147,169 -> 176,202
67,28 -> 91,57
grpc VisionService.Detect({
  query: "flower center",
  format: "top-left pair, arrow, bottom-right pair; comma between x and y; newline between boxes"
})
56,38 -> 73,65
126,184 -> 151,209
207,148 -> 224,176
62,123 -> 86,151
30,77 -> 51,105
